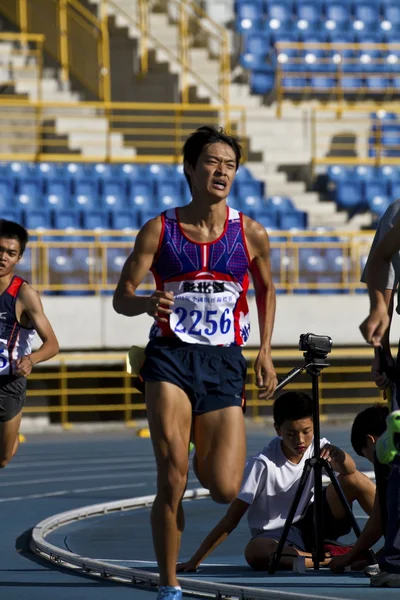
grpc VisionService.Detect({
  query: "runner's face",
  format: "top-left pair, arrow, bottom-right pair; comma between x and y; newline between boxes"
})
0,237 -> 22,277
187,142 -> 237,201
275,418 -> 314,461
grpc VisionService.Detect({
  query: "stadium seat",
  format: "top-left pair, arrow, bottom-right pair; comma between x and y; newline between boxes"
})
379,165 -> 400,181
15,247 -> 32,280
354,165 -> 378,181
256,211 -> 279,229
107,248 -> 131,274
265,196 -> 295,212
364,180 -> 390,202
129,180 -> 154,210
0,178 -> 13,206
53,210 -> 81,230
155,180 -> 185,209
250,70 -> 275,94
91,163 -> 116,180
236,2 -> 263,32
24,209 -> 51,230
146,164 -> 175,181
72,180 -> 100,211
65,163 -> 90,180
115,163 -> 147,182
81,211 -> 110,230
279,211 -> 307,229
44,180 -> 71,210
48,250 -> 75,274
0,210 -> 23,225
389,181 -> 400,199
299,248 -> 326,273
335,180 -> 363,209
101,180 -> 128,211
246,33 -> 271,57
324,3 -> 351,33
265,2 -> 293,33
236,180 -> 264,209
327,165 -> 355,181
111,211 -> 140,230
37,162 -> 63,181
16,179 -> 42,209
367,194 -> 391,217
7,161 -> 36,181
235,166 -> 255,181
382,4 -> 400,30
353,3 -> 380,33
296,2 -> 322,31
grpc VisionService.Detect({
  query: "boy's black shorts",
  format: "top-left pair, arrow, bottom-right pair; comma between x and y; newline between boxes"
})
136,338 -> 247,415
294,488 -> 353,552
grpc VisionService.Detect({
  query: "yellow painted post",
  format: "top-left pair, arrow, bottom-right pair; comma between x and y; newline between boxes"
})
59,0 -> 69,88
124,371 -> 135,427
138,0 -> 149,75
100,0 -> 111,102
179,0 -> 189,103
19,0 -> 28,40
60,361 -> 72,429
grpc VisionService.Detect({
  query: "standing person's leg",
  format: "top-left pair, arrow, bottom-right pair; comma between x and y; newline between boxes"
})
0,409 -> 23,468
146,381 -> 192,588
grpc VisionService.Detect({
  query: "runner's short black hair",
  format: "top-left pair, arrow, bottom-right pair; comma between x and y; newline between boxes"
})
273,391 -> 313,426
0,219 -> 28,256
182,126 -> 242,192
351,403 -> 389,457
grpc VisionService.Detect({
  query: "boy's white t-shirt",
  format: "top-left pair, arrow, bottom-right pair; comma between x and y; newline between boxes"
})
237,436 -> 329,538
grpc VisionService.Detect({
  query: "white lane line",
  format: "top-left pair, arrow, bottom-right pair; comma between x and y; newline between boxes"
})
3,462 -> 156,478
9,456 -> 156,469
0,482 -> 147,503
0,471 -> 157,487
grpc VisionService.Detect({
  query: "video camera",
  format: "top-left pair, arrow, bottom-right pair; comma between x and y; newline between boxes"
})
299,333 -> 332,360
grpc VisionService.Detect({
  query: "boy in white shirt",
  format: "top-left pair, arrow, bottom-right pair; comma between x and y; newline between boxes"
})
178,391 -> 376,571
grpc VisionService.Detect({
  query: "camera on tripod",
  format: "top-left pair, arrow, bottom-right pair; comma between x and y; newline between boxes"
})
299,333 -> 332,361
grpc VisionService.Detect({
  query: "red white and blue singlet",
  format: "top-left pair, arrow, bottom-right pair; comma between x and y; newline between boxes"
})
0,276 -> 35,376
150,207 -> 251,347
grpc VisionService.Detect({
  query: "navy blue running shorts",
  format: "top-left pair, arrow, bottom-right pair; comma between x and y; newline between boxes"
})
137,338 -> 247,415
0,376 -> 26,422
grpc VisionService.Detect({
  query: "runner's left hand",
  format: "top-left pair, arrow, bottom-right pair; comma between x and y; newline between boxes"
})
255,351 -> 278,400
14,356 -> 33,377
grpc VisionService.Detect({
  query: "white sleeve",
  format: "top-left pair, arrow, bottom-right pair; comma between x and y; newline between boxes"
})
237,457 -> 266,505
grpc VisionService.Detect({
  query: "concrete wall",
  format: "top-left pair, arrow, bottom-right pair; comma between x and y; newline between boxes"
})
32,296 -> 400,350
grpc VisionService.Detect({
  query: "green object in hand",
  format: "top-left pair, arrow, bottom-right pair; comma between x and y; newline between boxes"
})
376,410 -> 400,464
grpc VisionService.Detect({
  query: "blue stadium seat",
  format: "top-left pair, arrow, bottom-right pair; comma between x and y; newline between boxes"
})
240,52 -> 270,70
353,3 -> 380,33
72,180 -> 100,211
265,196 -> 295,212
129,180 -> 155,210
364,180 -> 390,203
246,33 -> 271,57
49,251 -> 74,274
250,70 -> 275,94
279,211 -> 307,229
16,179 -> 42,209
341,76 -> 364,90
310,75 -> 337,89
383,4 -> 400,30
24,209 -> 51,230
236,180 -> 264,209
281,76 -> 307,89
354,165 -> 378,181
1,210 -> 23,225
296,2 -> 322,31
101,180 -> 128,211
111,211 -> 140,230
65,163 -> 91,180
335,180 -> 363,209
53,210 -> 81,230
266,1 -> 293,32
255,211 -> 279,229
379,165 -> 400,181
325,248 -> 348,273
365,77 -> 391,92
114,163 -> 147,182
327,165 -> 355,181
235,166 -> 255,180
107,248 -> 130,274
390,181 -> 400,199
37,162 -> 63,181
44,180 -> 71,210
0,178 -> 13,207
146,164 -> 174,181
368,194 -> 391,217
324,2 -> 351,33
81,211 -> 110,230
7,161 -> 36,181
236,2 -> 263,32
15,246 -> 32,279
90,163 -> 116,180
156,180 -> 184,209
299,248 -> 326,273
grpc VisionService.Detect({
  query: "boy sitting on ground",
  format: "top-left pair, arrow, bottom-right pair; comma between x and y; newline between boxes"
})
178,391 -> 376,572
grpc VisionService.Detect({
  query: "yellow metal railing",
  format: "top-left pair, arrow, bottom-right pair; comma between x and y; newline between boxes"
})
0,0 -> 111,101
16,230 -> 375,295
0,99 -> 247,162
24,348 -> 385,428
312,104 -> 400,167
275,42 -> 400,117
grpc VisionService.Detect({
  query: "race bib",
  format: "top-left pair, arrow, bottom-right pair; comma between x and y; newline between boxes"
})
166,279 -> 242,346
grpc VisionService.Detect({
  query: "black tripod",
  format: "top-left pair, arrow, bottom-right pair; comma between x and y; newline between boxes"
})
269,349 -> 376,573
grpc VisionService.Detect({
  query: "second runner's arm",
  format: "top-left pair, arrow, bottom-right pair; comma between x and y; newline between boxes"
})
244,217 -> 277,399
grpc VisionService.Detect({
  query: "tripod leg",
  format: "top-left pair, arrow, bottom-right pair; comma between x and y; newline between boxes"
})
313,460 -> 325,568
268,460 -> 313,574
323,460 -> 377,565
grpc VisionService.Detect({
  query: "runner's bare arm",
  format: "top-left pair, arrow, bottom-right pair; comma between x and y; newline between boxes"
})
113,217 -> 174,322
176,499 -> 249,572
14,284 -> 59,376
360,218 -> 400,345
243,216 -> 277,399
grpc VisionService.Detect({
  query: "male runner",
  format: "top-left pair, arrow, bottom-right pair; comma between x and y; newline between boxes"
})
113,126 -> 278,600
0,219 -> 59,469
360,212 -> 400,587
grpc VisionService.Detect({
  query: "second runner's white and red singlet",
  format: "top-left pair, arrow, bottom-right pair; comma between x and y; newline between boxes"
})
149,207 -> 251,346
